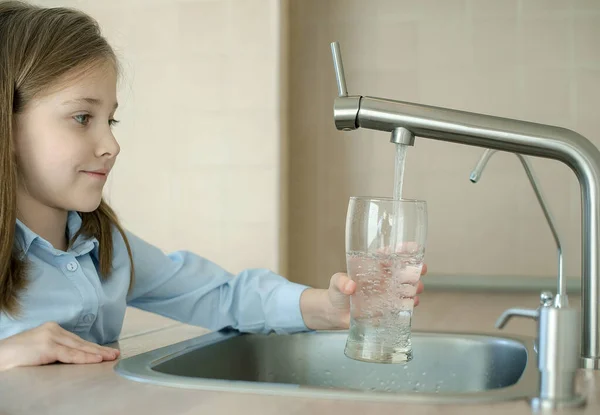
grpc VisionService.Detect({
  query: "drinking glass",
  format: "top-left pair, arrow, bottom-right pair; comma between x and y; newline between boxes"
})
344,197 -> 427,363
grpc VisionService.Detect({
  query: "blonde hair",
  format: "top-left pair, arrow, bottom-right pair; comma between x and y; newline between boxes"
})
0,1 -> 134,316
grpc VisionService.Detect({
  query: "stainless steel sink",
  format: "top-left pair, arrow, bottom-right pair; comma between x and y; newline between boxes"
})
115,329 -> 538,404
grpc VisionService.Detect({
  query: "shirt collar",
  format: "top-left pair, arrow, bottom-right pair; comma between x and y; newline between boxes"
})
14,217 -> 38,256
15,211 -> 100,258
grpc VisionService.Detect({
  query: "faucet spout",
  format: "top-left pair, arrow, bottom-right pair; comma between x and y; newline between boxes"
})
330,41 -> 600,369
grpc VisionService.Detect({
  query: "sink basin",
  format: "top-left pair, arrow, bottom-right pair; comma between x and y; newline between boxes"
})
115,329 -> 538,404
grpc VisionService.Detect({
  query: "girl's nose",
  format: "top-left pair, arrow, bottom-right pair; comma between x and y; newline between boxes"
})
96,131 -> 120,159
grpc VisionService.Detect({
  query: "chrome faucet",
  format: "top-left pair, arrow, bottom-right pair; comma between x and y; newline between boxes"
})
469,149 -> 567,308
496,292 -> 585,409
330,41 -> 600,370
471,151 -> 585,408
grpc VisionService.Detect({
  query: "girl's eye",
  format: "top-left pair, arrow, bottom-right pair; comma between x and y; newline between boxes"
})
74,114 -> 90,125
109,119 -> 120,127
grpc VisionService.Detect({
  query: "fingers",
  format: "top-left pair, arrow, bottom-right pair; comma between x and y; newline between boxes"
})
52,331 -> 118,361
56,328 -> 118,360
53,335 -> 118,361
0,322 -> 119,370
47,324 -> 118,361
331,272 -> 356,295
416,264 -> 426,305
52,345 -> 104,365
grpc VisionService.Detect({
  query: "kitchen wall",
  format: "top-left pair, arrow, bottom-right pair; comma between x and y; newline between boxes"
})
32,0 -> 288,275
287,0 -> 600,288
28,1 -> 600,291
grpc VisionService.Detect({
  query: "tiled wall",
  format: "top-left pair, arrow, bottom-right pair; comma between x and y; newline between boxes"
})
33,0 -> 287,275
28,0 -> 600,290
288,0 -> 600,288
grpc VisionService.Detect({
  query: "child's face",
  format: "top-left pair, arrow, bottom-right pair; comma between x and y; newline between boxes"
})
14,62 -> 120,213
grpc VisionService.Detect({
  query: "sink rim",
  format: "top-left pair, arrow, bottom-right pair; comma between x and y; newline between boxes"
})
114,329 -> 538,404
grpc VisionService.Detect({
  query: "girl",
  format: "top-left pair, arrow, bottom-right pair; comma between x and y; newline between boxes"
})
0,1 -> 425,371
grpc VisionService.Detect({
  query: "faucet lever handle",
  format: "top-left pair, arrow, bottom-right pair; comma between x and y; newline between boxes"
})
495,308 -> 539,329
495,291 -> 555,329
330,41 -> 348,97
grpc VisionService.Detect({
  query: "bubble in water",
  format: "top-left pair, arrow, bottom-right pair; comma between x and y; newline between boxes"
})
422,371 -> 427,376
324,370 -> 331,376
346,250 -> 422,359
403,365 -> 409,370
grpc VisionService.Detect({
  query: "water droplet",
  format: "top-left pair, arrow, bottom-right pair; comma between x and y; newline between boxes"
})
422,371 -> 427,376
403,365 -> 409,370
324,370 -> 331,376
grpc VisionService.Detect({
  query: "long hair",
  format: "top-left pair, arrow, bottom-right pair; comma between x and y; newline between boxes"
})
0,1 -> 134,316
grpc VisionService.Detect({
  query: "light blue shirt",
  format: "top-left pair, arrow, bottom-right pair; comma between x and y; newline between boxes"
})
1,211 -> 310,344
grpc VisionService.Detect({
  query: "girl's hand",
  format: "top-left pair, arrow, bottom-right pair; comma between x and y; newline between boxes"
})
299,264 -> 427,330
0,322 -> 119,371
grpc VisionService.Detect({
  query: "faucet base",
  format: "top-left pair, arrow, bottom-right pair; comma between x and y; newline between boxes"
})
530,395 -> 586,411
581,356 -> 600,369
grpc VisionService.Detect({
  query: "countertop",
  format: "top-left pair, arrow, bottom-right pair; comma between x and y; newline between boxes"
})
0,291 -> 598,415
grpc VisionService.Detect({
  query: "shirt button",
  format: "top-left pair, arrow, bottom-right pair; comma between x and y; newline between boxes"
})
83,314 -> 95,323
66,261 -> 78,272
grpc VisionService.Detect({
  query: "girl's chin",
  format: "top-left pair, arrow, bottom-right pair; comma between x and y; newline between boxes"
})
70,194 -> 103,213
